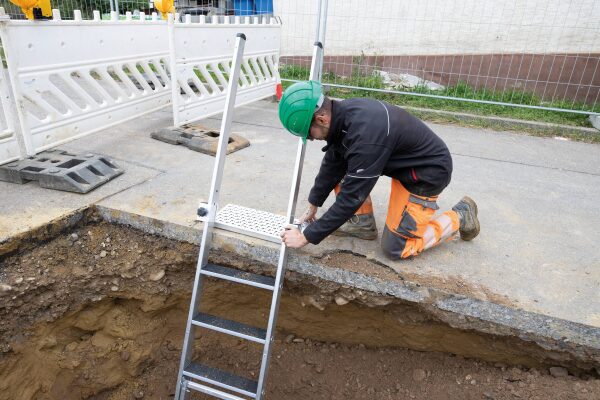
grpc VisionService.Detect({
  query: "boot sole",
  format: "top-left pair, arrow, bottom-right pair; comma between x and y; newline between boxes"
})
459,196 -> 480,241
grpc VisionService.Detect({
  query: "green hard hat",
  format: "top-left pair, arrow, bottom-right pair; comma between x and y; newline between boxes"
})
278,80 -> 324,143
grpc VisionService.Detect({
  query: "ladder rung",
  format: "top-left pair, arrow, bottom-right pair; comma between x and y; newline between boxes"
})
186,379 -> 248,400
184,362 -> 258,398
201,263 -> 275,290
193,312 -> 267,344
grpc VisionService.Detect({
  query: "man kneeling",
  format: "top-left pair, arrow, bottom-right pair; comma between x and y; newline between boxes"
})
278,81 -> 479,259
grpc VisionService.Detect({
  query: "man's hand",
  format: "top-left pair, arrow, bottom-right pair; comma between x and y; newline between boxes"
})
299,204 -> 318,224
280,225 -> 309,249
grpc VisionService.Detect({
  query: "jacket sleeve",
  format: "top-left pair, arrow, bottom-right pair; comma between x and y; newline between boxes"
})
303,141 -> 391,244
307,147 -> 347,207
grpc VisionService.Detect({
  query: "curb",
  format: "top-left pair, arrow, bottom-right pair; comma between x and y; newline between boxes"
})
402,107 -> 599,137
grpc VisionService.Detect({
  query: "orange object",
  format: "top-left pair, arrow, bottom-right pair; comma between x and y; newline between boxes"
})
275,83 -> 283,101
382,179 -> 459,259
334,184 -> 373,215
9,0 -> 50,20
154,0 -> 175,19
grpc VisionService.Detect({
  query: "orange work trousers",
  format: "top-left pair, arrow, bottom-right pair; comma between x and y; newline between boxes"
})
382,179 -> 459,259
335,180 -> 459,260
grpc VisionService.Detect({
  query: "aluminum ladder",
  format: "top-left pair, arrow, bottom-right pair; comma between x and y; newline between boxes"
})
173,34 -> 324,400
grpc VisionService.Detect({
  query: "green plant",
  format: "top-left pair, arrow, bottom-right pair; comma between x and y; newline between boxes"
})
279,64 -> 598,129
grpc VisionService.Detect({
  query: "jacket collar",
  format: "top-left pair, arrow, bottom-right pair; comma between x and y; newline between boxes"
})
322,100 -> 345,151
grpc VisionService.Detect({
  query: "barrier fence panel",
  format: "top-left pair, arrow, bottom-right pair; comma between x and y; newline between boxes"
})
0,9 -> 171,162
0,2 -> 279,164
169,14 -> 281,126
0,55 -> 22,164
276,0 -> 600,116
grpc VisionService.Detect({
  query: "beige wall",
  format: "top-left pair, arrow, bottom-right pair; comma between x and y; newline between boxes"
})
275,0 -> 600,56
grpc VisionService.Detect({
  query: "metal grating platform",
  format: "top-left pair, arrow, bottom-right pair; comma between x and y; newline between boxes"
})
215,204 -> 286,243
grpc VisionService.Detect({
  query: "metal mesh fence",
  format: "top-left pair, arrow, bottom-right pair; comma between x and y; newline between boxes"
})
1,0 -> 598,117
278,0 -> 600,116
0,0 -> 270,19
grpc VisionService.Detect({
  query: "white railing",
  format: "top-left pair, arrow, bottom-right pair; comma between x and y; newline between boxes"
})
0,9 -> 281,165
0,63 -> 21,164
0,10 -> 170,164
169,14 -> 281,126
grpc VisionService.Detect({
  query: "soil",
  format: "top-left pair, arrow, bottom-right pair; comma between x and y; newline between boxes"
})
319,251 -> 514,307
0,222 -> 599,400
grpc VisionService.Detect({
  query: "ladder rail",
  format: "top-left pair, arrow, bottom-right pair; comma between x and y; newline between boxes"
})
175,16 -> 327,399
174,32 -> 248,400
254,40 -> 325,400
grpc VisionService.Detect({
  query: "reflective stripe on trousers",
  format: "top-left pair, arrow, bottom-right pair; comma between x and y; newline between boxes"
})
381,179 -> 459,260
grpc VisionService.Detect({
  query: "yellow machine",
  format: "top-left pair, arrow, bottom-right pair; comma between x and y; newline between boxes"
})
9,0 -> 52,20
154,0 -> 175,19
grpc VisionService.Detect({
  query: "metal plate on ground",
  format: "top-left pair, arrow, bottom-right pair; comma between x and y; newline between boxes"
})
151,124 -> 250,156
0,149 -> 123,193
215,204 -> 286,243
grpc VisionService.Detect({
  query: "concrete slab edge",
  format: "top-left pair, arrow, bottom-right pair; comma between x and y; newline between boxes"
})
0,207 -> 94,257
94,205 -> 600,368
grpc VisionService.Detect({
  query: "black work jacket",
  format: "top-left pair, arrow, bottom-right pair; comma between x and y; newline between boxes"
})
303,98 -> 453,245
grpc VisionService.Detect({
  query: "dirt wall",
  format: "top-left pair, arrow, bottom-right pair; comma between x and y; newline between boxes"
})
1,222 -> 599,399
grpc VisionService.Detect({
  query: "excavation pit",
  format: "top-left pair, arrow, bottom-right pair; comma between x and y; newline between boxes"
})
1,214 -> 599,400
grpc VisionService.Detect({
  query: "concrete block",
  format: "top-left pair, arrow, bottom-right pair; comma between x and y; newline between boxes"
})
590,114 -> 600,130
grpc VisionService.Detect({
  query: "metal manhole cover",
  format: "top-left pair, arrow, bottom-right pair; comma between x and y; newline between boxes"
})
151,124 -> 250,156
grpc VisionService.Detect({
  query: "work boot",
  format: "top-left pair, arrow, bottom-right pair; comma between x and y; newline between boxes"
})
332,213 -> 378,240
452,196 -> 480,241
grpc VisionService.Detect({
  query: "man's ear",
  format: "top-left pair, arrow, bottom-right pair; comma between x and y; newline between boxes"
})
315,113 -> 330,126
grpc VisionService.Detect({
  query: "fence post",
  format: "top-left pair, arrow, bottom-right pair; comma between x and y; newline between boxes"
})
313,0 -> 328,82
0,16 -> 34,157
168,13 -> 179,127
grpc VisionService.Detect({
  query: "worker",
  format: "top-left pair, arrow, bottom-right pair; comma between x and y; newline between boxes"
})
278,80 -> 479,260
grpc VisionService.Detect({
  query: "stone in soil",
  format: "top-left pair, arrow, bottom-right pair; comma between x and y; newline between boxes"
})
549,366 -> 569,378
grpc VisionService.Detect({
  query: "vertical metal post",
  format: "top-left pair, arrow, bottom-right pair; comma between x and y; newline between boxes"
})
310,42 -> 324,83
173,33 -> 247,400
109,0 -> 116,13
254,40 -> 323,400
314,0 -> 328,80
168,13 -> 180,127
314,0 -> 322,44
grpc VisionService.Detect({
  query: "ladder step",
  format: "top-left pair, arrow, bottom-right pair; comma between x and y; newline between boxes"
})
186,380 -> 248,400
184,362 -> 258,398
193,312 -> 267,344
201,263 -> 275,290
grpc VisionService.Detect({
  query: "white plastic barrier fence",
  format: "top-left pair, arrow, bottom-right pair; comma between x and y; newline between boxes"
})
0,10 -> 171,165
169,14 -> 281,126
0,9 -> 281,165
0,64 -> 22,164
